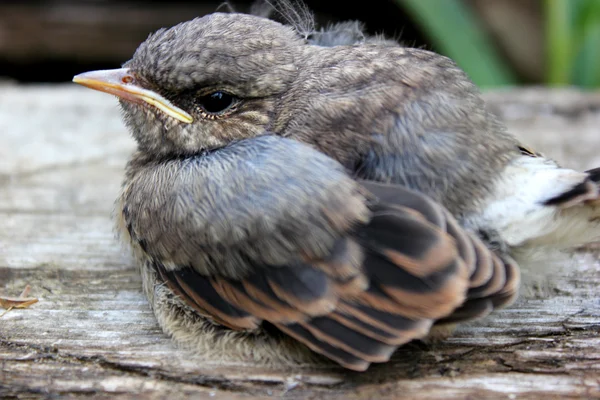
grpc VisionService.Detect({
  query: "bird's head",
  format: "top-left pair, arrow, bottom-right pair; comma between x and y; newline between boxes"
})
73,13 -> 305,157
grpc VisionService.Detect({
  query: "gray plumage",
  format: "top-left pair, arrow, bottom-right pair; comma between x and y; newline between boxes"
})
120,135 -> 368,280
73,8 -> 600,371
122,13 -> 518,219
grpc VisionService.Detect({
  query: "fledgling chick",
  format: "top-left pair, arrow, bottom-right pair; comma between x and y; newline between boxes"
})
73,10 -> 600,371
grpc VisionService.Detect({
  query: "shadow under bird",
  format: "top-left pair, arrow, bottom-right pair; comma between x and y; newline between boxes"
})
73,11 -> 600,371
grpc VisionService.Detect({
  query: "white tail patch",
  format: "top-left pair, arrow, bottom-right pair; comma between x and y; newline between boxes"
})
475,155 -> 600,251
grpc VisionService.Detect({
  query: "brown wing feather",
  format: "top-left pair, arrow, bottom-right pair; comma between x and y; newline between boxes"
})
362,182 -> 521,326
437,255 -> 520,325
153,183 -> 519,371
155,263 -> 260,330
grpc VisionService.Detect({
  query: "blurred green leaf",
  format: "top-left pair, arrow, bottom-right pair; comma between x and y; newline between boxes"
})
546,0 -> 574,85
547,0 -> 600,88
396,0 -> 516,87
573,23 -> 600,87
571,0 -> 600,87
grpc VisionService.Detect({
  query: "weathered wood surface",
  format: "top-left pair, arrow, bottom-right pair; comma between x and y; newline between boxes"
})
1,85 -> 599,399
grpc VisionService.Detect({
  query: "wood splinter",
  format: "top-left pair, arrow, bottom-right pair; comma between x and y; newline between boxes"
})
0,285 -> 39,318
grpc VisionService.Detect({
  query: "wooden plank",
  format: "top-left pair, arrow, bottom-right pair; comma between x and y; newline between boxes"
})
1,85 -> 599,399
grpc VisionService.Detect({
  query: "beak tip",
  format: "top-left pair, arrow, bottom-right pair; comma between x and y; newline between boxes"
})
72,72 -> 89,85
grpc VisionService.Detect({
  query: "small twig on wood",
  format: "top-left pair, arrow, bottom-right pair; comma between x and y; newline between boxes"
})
0,285 -> 39,318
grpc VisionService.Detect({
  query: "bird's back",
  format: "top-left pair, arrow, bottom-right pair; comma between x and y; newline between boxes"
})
275,44 -> 521,219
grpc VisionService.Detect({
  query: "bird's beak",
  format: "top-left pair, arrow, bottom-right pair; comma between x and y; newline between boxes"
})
72,68 -> 193,124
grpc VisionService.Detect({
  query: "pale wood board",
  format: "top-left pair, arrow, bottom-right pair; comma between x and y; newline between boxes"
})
1,85 -> 599,399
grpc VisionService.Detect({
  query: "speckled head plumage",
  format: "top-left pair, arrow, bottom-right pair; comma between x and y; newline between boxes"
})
117,13 -> 304,156
126,13 -> 303,94
113,11 -> 404,159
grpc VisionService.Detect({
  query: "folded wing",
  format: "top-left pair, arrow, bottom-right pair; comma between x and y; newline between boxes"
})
122,135 -> 518,371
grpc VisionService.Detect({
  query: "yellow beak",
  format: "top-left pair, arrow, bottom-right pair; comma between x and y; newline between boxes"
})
73,68 -> 193,124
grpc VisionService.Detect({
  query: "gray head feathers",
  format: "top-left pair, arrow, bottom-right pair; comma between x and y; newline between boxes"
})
249,0 -> 395,47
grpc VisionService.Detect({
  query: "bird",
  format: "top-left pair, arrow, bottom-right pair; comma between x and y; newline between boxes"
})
72,8 -> 600,371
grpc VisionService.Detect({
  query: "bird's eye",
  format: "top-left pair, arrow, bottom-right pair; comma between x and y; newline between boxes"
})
197,91 -> 236,114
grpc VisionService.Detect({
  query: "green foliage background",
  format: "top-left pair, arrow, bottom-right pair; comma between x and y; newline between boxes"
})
396,0 -> 600,88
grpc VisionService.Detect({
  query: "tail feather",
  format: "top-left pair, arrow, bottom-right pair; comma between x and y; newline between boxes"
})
478,156 -> 600,250
585,167 -> 600,183
532,167 -> 600,248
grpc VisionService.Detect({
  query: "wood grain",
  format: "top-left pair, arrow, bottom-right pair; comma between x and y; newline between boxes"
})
1,85 -> 599,399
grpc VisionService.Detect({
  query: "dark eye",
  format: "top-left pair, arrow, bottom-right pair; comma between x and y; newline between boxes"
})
197,91 -> 235,114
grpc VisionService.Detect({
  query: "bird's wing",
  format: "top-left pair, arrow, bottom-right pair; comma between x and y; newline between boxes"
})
359,181 -> 520,326
121,135 -> 514,371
